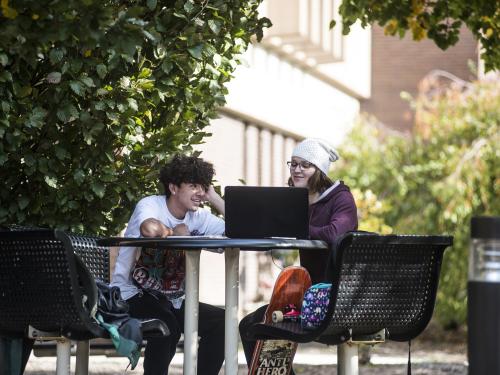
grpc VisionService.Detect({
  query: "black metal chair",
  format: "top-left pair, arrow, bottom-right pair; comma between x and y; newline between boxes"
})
0,228 -> 169,375
249,231 -> 453,375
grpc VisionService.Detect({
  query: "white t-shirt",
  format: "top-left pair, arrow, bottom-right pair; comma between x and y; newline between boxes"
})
111,195 -> 225,307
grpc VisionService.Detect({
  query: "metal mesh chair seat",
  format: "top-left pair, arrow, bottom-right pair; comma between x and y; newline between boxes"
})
67,233 -> 110,284
0,228 -> 168,339
0,228 -> 169,374
0,229 -> 106,340
250,232 -> 453,347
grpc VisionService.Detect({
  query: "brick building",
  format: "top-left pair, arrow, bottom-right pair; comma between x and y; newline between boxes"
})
362,25 -> 478,131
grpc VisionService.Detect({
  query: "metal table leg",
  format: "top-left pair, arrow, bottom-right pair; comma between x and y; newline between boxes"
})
184,250 -> 201,375
225,248 -> 240,375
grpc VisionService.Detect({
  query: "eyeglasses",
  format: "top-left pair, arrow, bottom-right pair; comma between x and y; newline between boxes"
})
287,160 -> 314,170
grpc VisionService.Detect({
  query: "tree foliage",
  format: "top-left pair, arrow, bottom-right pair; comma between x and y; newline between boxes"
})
0,0 -> 269,234
333,0 -> 499,72
336,77 -> 500,326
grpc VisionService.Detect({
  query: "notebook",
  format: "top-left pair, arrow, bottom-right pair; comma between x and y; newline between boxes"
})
224,186 -> 309,239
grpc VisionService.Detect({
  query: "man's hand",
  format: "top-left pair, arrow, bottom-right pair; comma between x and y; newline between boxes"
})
141,218 -> 173,237
161,226 -> 174,237
173,223 -> 190,236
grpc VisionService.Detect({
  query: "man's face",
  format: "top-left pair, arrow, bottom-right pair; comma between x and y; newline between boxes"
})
170,183 -> 206,212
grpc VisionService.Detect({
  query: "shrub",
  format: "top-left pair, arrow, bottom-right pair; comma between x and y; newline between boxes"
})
336,78 -> 500,326
0,0 -> 270,234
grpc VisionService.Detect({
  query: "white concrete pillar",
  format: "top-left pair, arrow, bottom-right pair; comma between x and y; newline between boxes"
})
245,125 -> 260,186
260,129 -> 272,186
272,133 -> 285,186
284,137 -> 297,186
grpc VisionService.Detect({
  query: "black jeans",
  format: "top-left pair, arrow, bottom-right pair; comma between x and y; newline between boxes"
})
239,305 -> 297,375
128,292 -> 225,375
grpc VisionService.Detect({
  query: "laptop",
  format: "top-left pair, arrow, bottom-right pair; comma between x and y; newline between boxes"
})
224,186 -> 309,239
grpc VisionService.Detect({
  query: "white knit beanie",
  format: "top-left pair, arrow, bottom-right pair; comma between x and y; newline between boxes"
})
291,138 -> 339,175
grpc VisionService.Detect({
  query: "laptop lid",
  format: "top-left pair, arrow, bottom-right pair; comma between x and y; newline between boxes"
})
224,186 -> 309,239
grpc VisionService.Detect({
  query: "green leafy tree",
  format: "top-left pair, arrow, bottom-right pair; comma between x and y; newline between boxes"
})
0,0 -> 270,234
337,78 -> 500,326
332,0 -> 499,72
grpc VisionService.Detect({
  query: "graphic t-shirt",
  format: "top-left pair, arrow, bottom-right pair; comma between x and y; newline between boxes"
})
132,248 -> 186,302
111,195 -> 225,308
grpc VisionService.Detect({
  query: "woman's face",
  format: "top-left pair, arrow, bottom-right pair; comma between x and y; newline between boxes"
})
289,156 -> 316,189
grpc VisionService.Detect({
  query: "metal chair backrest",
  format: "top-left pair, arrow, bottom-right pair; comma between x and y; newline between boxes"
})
316,232 -> 453,344
0,229 -> 109,340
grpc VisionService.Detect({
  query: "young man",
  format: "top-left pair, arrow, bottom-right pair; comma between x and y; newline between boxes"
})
111,154 -> 225,375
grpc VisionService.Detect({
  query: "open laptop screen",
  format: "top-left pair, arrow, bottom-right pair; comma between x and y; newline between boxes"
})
224,186 -> 309,239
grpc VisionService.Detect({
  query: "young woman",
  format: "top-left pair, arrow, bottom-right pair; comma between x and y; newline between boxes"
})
239,138 -> 358,373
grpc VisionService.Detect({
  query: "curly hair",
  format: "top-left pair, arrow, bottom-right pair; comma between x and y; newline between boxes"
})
159,154 -> 214,197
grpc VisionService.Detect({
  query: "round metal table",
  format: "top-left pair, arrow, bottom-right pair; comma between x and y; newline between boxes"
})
98,236 -> 328,375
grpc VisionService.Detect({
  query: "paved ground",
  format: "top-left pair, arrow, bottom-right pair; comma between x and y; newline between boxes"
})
24,334 -> 467,375
24,321 -> 467,374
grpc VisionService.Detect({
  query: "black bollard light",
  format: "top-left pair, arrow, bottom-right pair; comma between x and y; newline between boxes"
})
468,216 -> 500,375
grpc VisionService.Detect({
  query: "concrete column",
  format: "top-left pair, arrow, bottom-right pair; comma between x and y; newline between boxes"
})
272,133 -> 285,187
260,129 -> 272,186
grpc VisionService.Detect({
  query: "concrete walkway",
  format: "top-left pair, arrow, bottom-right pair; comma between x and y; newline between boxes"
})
24,340 -> 467,374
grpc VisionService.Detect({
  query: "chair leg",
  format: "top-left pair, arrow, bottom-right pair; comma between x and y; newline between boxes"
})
338,343 -> 359,375
75,340 -> 90,375
56,339 -> 71,375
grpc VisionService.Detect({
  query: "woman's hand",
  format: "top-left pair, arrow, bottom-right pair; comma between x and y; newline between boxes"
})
204,185 -> 225,216
204,185 -> 218,203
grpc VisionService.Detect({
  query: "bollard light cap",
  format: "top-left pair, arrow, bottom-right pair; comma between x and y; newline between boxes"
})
471,216 -> 500,240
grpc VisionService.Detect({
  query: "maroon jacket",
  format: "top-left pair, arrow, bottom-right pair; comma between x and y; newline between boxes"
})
300,181 -> 358,283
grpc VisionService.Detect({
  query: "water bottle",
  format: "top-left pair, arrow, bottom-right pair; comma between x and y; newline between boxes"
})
468,216 -> 500,375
